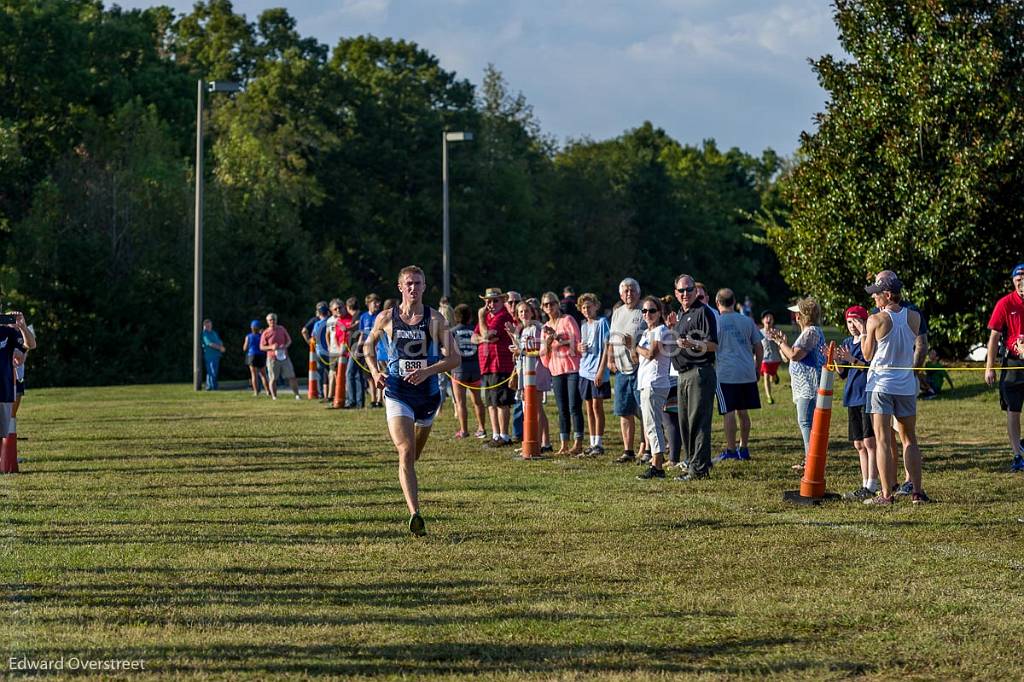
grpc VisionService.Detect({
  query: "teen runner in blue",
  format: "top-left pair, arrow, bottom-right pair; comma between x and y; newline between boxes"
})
364,266 -> 460,536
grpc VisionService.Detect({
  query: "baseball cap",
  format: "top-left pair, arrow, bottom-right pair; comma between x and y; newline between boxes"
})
317,304 -> 329,315
845,305 -> 869,321
1012,263 -> 1024,278
865,271 -> 902,295
250,319 -> 260,328
786,304 -> 800,313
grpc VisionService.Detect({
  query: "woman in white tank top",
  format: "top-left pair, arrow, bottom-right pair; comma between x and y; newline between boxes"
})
866,306 -> 917,396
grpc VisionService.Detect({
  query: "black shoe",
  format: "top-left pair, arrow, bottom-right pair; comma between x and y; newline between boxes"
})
893,480 -> 914,497
590,444 -> 605,456
409,512 -> 426,536
636,466 -> 665,480
674,472 -> 709,481
540,444 -> 554,453
843,486 -> 877,501
614,451 -> 635,464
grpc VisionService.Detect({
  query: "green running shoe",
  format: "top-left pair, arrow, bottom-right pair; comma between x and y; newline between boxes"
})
409,512 -> 426,537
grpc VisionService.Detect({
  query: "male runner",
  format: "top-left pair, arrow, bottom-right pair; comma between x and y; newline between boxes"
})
364,265 -> 460,535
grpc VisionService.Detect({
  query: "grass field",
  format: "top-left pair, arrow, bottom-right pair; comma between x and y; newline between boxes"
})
2,368 -> 1023,679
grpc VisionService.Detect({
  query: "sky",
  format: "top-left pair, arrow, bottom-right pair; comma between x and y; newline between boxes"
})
115,0 -> 843,156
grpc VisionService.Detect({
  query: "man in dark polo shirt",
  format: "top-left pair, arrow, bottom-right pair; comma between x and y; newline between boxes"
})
672,274 -> 719,480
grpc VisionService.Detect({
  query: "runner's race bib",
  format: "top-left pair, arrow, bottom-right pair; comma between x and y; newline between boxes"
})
399,359 -> 426,378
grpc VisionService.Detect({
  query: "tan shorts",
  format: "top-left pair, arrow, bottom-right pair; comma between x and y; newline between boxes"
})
267,355 -> 296,383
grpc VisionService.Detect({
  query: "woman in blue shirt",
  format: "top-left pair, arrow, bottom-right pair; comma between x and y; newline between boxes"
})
243,320 -> 269,396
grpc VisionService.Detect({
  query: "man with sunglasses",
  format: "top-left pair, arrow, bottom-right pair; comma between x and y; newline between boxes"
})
474,287 -> 517,447
672,274 -> 719,480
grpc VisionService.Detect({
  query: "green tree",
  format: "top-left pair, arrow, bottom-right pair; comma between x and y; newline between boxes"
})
767,0 -> 1024,350
13,101 -> 193,385
452,65 -> 555,299
313,36 -> 477,300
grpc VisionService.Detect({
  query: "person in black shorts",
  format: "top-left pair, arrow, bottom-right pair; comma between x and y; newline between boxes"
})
243,320 -> 270,396
450,304 -> 487,439
835,306 -> 879,499
474,288 -> 517,448
364,265 -> 460,535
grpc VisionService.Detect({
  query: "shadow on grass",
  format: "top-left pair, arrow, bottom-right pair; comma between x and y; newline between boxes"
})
38,456 -> 385,476
16,524 -> 402,546
933,382 -> 994,401
13,579 -> 494,610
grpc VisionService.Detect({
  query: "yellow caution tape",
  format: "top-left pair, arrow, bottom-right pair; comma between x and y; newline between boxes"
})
331,343 -> 516,392
829,363 -> 992,372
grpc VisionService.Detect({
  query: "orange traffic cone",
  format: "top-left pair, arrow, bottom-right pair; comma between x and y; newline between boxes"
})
307,338 -> 318,400
784,343 -> 840,504
1,418 -> 18,474
521,351 -> 540,459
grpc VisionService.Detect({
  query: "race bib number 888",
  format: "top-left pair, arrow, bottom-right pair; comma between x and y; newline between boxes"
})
399,359 -> 426,377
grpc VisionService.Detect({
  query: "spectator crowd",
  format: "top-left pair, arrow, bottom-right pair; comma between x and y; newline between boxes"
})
195,263 -> 1024,507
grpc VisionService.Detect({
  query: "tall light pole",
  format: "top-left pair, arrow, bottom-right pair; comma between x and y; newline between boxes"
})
441,130 -> 473,299
194,79 -> 240,391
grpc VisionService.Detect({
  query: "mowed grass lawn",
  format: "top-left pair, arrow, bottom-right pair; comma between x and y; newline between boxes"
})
3,368 -> 1023,680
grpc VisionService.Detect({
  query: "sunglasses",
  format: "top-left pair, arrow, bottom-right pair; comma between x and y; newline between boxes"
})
542,301 -> 558,307
676,286 -> 696,294
641,308 -> 660,315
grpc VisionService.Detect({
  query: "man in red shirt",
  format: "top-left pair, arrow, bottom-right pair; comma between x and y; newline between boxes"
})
260,313 -> 300,400
328,301 -> 355,409
474,288 -> 516,447
985,263 -> 1024,472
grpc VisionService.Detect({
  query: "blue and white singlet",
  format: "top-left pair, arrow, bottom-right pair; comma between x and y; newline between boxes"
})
384,305 -> 441,420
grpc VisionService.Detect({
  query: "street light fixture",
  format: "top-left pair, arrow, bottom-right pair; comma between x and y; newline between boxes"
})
194,79 -> 240,391
442,130 -> 473,299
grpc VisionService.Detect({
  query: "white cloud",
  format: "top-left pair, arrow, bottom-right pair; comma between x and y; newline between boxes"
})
339,0 -> 391,21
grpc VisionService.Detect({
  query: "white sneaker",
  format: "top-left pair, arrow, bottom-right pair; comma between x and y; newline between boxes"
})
294,394 -> 302,400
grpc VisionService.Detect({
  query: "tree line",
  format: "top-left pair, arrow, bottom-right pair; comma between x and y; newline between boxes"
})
1,0 -> 786,386
4,0 -> 1020,386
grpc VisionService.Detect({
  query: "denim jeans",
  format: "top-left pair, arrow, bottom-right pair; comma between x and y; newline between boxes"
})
316,356 -> 329,398
795,397 -> 816,455
204,356 -> 220,390
346,357 -> 365,407
551,372 -> 583,441
663,410 -> 681,463
512,399 -> 524,440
